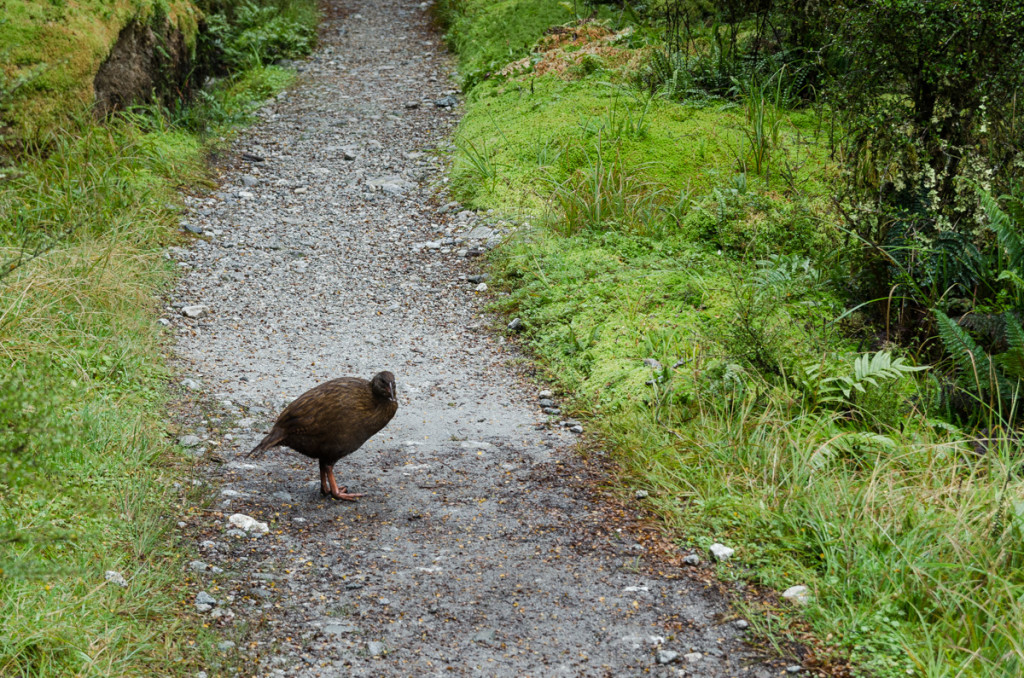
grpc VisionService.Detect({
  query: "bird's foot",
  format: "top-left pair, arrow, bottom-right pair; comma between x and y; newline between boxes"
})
328,487 -> 364,502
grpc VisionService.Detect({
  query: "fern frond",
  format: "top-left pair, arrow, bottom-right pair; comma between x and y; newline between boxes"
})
980,190 -> 1024,271
810,431 -> 896,469
997,269 -> 1024,294
1004,312 -> 1024,352
935,310 -> 994,393
995,350 -> 1024,381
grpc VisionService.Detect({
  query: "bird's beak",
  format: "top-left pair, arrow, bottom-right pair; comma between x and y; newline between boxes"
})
389,383 -> 397,403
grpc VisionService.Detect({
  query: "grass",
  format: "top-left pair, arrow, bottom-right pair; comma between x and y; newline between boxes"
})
0,109 -> 213,677
0,0 -> 316,673
439,1 -> 1024,675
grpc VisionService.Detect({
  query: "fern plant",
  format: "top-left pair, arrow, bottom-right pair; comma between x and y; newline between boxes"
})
931,189 -> 1024,423
798,350 -> 925,413
935,309 -> 1024,418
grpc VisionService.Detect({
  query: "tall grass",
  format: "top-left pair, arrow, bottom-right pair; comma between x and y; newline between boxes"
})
0,110 -> 211,676
613,367 -> 1024,676
547,138 -> 667,237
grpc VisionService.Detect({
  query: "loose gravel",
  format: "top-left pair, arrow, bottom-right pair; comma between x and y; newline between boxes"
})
169,1 -> 789,676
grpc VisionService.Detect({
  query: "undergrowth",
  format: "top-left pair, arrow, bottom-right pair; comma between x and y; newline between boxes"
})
0,1 -> 316,674
437,0 -> 1024,675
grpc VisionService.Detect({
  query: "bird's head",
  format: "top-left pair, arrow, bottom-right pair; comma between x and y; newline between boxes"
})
371,371 -> 398,403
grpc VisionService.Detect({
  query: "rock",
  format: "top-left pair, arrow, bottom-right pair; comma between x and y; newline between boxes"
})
472,628 -> 496,643
507,317 -> 524,332
189,560 -> 208,572
367,640 -> 385,656
105,570 -> 128,587
635,489 -> 649,499
183,222 -> 204,235
272,491 -> 293,502
324,623 -> 359,635
538,390 -> 553,398
467,274 -> 489,284
157,318 -> 171,326
709,543 -> 735,562
542,407 -> 560,415
733,619 -> 749,629
569,425 -> 584,434
782,585 -> 811,605
218,641 -> 236,650
229,513 -> 269,534
195,603 -> 213,613
240,175 -> 259,187
643,358 -> 663,370
683,554 -> 701,566
220,489 -> 241,497
182,378 -> 202,391
199,540 -> 217,549
195,591 -> 217,611
787,665 -> 803,673
179,435 -> 202,448
181,305 -> 210,319
538,398 -> 555,408
459,441 -> 493,449
434,95 -> 458,108
465,225 -> 494,240
474,282 -> 488,292
657,650 -> 679,664
235,417 -> 255,429
225,528 -> 247,538
683,652 -> 702,663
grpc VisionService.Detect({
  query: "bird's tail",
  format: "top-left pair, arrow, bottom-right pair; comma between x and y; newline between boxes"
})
246,429 -> 284,458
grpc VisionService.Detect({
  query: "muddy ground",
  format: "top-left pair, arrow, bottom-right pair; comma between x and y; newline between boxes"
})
168,1 -> 792,675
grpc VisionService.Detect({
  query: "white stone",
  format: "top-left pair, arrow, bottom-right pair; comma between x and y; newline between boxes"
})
657,650 -> 679,664
229,513 -> 269,534
709,543 -> 735,562
684,652 -> 702,663
181,305 -> 210,319
105,570 -> 128,587
782,585 -> 811,605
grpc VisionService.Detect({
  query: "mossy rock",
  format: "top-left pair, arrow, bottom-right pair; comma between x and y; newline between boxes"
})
0,0 -> 203,141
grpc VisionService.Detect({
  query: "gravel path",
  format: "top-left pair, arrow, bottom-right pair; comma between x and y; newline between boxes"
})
169,2 -> 788,676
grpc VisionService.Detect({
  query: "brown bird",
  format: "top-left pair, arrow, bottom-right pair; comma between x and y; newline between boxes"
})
247,371 -> 398,501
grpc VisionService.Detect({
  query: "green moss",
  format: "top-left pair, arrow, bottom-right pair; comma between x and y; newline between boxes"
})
438,0 -> 576,86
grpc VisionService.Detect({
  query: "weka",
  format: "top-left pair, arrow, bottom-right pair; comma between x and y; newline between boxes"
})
247,371 -> 398,501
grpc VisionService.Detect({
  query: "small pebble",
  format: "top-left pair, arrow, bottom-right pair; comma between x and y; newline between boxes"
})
104,571 -> 128,587
657,650 -> 679,664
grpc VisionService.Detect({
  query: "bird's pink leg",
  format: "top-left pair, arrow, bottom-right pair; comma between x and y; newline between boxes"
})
319,461 -> 331,496
325,465 -> 364,501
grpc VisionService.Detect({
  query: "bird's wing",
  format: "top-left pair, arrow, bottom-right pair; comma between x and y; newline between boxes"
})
273,378 -> 367,435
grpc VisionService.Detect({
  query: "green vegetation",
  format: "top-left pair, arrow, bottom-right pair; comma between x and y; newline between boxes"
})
0,1 -> 316,674
0,0 -> 201,139
436,0 -> 1024,675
